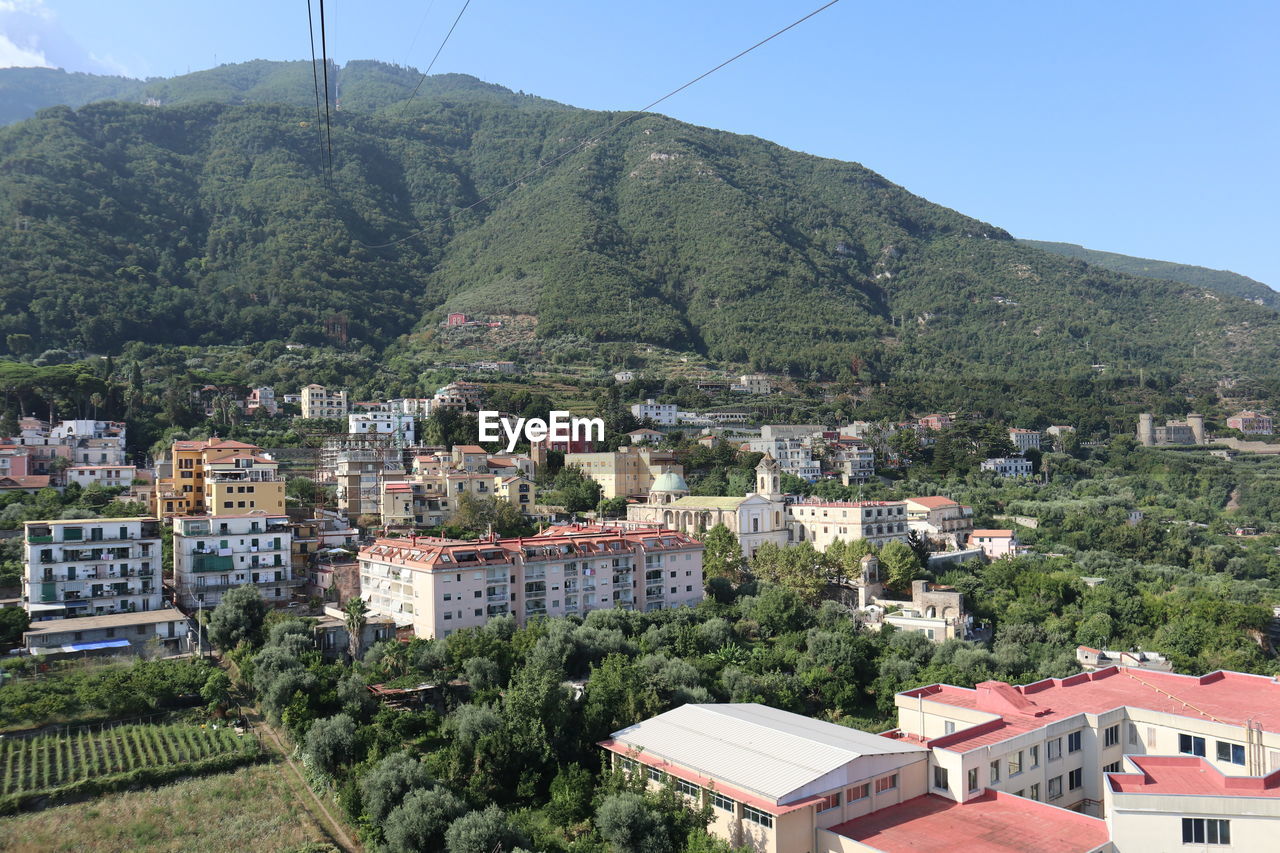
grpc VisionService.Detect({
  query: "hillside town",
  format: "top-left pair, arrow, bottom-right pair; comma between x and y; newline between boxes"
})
4,380 -> 1280,853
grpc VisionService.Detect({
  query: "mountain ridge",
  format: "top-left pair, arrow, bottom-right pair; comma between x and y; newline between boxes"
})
0,60 -> 1274,382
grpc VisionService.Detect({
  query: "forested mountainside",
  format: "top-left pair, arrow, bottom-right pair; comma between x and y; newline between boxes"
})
1,60 -> 1277,381
1020,239 -> 1277,309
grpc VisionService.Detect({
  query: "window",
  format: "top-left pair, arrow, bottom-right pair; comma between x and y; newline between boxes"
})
1068,768 -> 1082,791
848,783 -> 870,801
933,767 -> 949,790
1048,776 -> 1062,800
944,721 -> 956,735
1179,734 -> 1206,757
711,792 -> 735,811
1029,745 -> 1040,768
1217,741 -> 1246,765
647,766 -> 663,782
817,792 -> 842,812
676,779 -> 700,798
989,759 -> 1000,783
1067,731 -> 1082,753
1103,762 -> 1122,773
1182,818 -> 1230,845
874,774 -> 897,794
1047,738 -> 1062,761
1104,725 -> 1119,747
967,768 -> 979,793
742,805 -> 773,828
1029,782 -> 1040,801
1128,723 -> 1140,746
1008,751 -> 1023,776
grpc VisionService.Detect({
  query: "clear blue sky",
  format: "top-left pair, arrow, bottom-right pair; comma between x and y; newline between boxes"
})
4,0 -> 1278,286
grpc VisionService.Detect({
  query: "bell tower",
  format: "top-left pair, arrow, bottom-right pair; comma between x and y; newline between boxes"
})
756,453 -> 782,500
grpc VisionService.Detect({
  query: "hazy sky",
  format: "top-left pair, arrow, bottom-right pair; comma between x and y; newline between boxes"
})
3,0 -> 1277,286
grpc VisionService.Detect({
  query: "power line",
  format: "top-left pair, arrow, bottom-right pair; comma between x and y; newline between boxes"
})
305,0 -> 327,181
400,0 -> 474,115
362,0 -> 844,249
318,0 -> 335,180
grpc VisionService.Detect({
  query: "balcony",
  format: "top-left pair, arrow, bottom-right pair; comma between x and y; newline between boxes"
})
487,592 -> 509,603
27,535 -> 53,544
646,588 -> 664,600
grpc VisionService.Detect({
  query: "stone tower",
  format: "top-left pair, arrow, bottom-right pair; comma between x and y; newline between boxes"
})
1137,413 -> 1155,446
1187,413 -> 1205,445
858,553 -> 884,609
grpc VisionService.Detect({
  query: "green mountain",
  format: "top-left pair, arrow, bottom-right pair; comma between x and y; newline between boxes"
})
1019,239 -> 1277,309
1,60 -> 1277,381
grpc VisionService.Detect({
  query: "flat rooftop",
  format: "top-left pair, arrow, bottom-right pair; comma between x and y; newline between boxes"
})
1108,755 -> 1280,798
830,792 -> 1110,853
24,608 -> 190,636
900,667 -> 1280,752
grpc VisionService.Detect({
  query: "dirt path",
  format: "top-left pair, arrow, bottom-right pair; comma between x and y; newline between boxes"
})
219,655 -> 362,853
1226,486 -> 1241,511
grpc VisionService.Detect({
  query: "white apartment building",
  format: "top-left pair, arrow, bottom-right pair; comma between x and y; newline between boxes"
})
386,398 -> 434,418
736,374 -> 773,394
358,527 -> 704,638
23,518 -> 162,620
789,500 -> 909,550
631,399 -> 678,426
65,465 -> 137,489
981,456 -> 1033,477
172,513 -> 298,609
300,384 -> 350,419
348,411 -> 416,445
829,442 -> 875,485
747,437 -> 821,481
1008,428 -> 1043,453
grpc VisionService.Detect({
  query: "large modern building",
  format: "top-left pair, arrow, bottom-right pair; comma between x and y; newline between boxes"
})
151,438 -> 270,517
348,411 -> 416,445
747,436 -> 821,481
171,512 -> 299,609
358,526 -> 704,638
23,518 -> 163,621
300,384 -> 350,419
630,399 -> 679,426
608,665 -> 1280,852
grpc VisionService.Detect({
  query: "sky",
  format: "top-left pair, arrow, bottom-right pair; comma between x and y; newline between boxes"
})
2,0 -> 1278,287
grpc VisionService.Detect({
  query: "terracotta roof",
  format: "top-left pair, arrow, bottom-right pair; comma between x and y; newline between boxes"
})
0,475 -> 50,488
900,667 -> 1280,753
971,529 -> 1014,538
906,496 -> 960,510
831,792 -> 1110,853
453,445 -> 487,453
1108,755 -> 1280,798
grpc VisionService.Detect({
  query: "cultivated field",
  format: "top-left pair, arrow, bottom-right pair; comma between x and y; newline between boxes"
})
0,723 -> 259,810
0,761 -> 335,853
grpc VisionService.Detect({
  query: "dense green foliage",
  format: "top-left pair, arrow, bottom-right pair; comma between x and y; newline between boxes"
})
1020,239 -> 1277,308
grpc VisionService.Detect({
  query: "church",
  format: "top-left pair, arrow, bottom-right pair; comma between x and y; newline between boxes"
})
625,455 -> 791,557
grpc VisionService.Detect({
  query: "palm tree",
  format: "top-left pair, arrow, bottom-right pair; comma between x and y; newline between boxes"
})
343,596 -> 369,663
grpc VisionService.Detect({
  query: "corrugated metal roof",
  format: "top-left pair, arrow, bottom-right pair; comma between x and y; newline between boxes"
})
610,703 -> 926,804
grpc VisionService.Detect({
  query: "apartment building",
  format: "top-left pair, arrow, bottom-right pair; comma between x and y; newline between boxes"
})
205,453 -> 285,516
566,446 -> 683,499
789,499 -> 909,550
358,527 -> 703,638
828,441 -> 875,485
152,438 -> 266,516
300,384 -> 349,419
747,436 -> 821,481
348,411 -> 416,445
735,374 -> 773,395
23,518 -> 162,620
630,399 -> 678,426
602,703 -> 1110,853
1008,428 -> 1043,453
172,513 -> 299,609
980,456 -> 1033,477
64,464 -> 136,489
245,386 -> 278,416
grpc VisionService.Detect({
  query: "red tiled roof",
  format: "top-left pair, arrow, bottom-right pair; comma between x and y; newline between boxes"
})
0,475 -> 50,488
906,496 -> 959,510
971,529 -> 1014,538
453,445 -> 487,453
1109,755 -> 1280,798
831,792 -> 1109,852
902,667 -> 1280,753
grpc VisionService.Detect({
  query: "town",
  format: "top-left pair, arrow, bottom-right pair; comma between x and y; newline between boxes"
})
2,377 -> 1278,853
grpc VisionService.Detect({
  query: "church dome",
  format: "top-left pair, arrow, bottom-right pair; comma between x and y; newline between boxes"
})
651,471 -> 689,493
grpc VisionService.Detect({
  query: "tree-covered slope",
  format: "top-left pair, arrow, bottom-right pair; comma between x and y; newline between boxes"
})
0,63 -> 1277,381
1019,239 -> 1277,309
